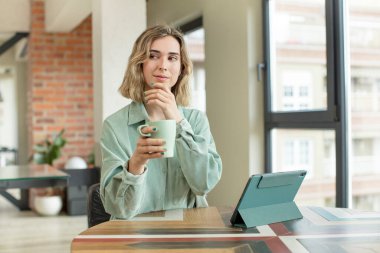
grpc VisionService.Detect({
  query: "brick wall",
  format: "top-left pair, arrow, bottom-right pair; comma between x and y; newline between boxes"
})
28,0 -> 94,168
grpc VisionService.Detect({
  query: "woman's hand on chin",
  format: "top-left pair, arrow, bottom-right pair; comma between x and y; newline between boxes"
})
144,82 -> 182,122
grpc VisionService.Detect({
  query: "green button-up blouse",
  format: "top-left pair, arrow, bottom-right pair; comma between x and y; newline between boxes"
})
100,101 -> 222,219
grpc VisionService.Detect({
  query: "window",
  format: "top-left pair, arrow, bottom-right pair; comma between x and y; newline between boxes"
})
348,1 -> 380,210
351,72 -> 380,112
279,71 -> 314,111
265,0 -> 380,210
299,140 -> 310,164
284,140 -> 294,165
181,17 -> 206,112
299,86 -> 308,96
263,0 -> 348,207
353,138 -> 373,157
269,0 -> 327,113
272,129 -> 334,206
283,86 -> 293,97
282,139 -> 312,167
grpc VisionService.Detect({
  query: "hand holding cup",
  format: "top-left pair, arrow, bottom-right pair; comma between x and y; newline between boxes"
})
128,126 -> 166,175
128,120 -> 176,175
137,119 -> 176,158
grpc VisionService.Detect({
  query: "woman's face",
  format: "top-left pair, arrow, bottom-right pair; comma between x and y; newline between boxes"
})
143,36 -> 182,89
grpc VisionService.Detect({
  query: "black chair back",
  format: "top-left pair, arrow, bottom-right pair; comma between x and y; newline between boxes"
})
87,183 -> 111,227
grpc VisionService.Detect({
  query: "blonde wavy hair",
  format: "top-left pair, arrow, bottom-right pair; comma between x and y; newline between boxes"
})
119,24 -> 193,106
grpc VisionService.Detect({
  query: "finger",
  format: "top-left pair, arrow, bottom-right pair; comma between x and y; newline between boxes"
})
145,92 -> 169,104
135,147 -> 165,161
141,152 -> 164,159
139,126 -> 157,135
144,89 -> 171,99
138,138 -> 166,147
138,145 -> 166,154
145,97 -> 167,109
150,82 -> 171,92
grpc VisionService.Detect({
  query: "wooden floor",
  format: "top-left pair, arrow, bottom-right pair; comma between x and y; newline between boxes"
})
0,190 -> 87,253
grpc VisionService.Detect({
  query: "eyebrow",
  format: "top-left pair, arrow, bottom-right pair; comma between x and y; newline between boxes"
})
149,49 -> 180,56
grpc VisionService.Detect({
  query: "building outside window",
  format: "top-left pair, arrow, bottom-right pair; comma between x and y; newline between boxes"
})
266,0 -> 380,210
184,28 -> 206,112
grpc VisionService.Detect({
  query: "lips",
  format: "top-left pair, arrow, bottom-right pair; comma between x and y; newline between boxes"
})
153,75 -> 169,82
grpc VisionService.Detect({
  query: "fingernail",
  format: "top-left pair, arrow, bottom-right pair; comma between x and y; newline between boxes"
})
152,127 -> 157,131
163,148 -> 167,151
162,140 -> 166,144
143,91 -> 146,95
160,152 -> 165,155
150,82 -> 154,87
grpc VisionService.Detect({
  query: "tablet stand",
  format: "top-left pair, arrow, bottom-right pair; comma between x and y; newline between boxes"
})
231,170 -> 306,228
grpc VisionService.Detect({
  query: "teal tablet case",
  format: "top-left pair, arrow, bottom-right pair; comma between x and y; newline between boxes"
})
230,170 -> 307,228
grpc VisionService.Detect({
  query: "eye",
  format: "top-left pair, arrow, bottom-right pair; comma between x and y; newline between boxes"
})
149,53 -> 159,59
168,55 -> 179,61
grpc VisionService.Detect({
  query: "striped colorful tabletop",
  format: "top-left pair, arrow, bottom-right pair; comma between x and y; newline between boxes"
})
71,206 -> 380,252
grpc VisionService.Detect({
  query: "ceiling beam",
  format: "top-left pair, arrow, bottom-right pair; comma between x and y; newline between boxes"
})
0,33 -> 29,57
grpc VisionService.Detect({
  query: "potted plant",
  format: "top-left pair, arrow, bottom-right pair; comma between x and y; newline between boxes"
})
30,129 -> 67,216
31,129 -> 67,166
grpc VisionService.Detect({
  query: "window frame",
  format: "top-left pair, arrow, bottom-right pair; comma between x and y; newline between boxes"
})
262,0 -> 350,207
179,16 -> 203,34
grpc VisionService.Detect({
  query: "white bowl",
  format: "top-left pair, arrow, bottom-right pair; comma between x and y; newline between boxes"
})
34,195 -> 63,216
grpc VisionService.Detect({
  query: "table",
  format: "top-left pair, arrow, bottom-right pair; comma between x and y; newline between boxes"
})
71,206 -> 380,252
0,165 -> 68,210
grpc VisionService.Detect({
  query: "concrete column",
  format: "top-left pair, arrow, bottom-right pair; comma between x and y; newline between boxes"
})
92,0 -> 146,165
16,62 -> 28,165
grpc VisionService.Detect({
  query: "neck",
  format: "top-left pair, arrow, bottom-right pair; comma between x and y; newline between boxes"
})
145,103 -> 166,121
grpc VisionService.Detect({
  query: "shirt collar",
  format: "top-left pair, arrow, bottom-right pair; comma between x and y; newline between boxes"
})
128,101 -> 149,125
127,101 -> 185,125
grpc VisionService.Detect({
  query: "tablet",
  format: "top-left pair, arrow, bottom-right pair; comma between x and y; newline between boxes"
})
230,170 -> 307,228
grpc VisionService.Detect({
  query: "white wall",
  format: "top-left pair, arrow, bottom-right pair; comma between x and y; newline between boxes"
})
0,75 -> 17,148
147,0 -> 265,207
92,0 -> 146,165
0,49 -> 18,158
92,0 -> 146,141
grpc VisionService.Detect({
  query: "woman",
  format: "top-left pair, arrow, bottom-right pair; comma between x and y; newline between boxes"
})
100,24 -> 222,219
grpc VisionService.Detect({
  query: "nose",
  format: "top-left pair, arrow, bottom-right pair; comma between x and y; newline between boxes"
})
158,58 -> 168,71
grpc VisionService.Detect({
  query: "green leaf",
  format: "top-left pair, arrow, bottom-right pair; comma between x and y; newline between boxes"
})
54,136 -> 66,147
33,144 -> 47,153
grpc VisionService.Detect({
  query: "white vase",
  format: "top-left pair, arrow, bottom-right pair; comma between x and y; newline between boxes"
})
34,195 -> 63,216
64,156 -> 87,169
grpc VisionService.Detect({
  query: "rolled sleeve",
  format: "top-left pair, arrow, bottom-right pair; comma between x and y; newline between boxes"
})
176,118 -> 194,136
175,109 -> 222,197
